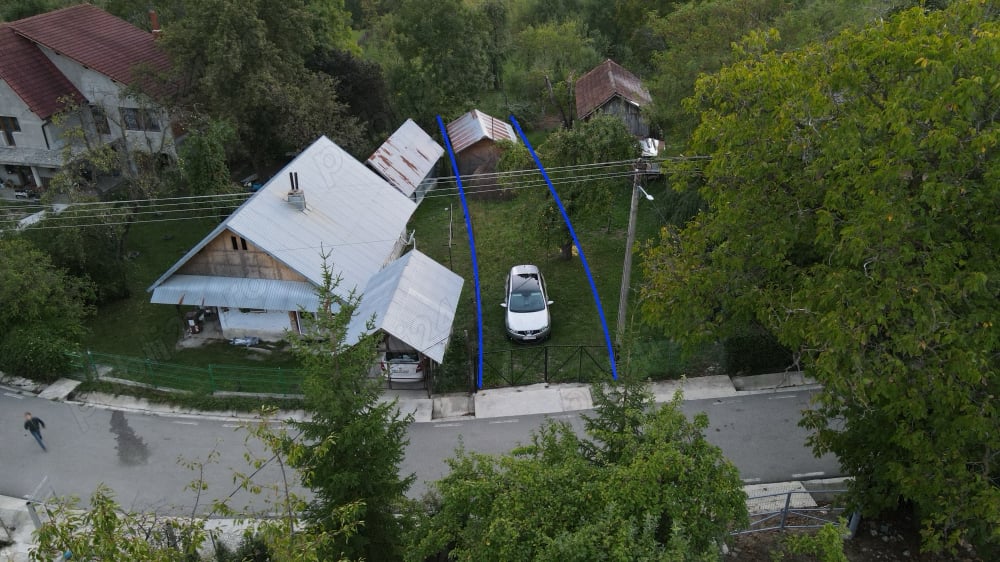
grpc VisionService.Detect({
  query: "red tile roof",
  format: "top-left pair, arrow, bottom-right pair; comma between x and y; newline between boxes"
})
0,25 -> 84,119
8,3 -> 172,100
575,59 -> 652,120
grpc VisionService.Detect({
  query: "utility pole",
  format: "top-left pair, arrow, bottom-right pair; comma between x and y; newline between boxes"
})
616,160 -> 644,346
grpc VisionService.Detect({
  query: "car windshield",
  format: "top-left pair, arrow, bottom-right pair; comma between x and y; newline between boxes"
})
509,274 -> 545,313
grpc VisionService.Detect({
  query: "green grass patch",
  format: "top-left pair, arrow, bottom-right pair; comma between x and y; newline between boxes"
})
410,172 -> 719,386
73,379 -> 305,413
81,219 -> 301,371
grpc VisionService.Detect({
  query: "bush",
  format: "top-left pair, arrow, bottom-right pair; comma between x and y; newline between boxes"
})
0,328 -> 77,382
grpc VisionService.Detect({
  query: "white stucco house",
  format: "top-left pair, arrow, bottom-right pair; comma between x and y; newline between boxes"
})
147,135 -> 464,370
0,4 -> 175,191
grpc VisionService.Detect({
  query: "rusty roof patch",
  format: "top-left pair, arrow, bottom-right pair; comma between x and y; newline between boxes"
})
367,119 -> 444,197
445,109 -> 517,154
575,59 -> 652,120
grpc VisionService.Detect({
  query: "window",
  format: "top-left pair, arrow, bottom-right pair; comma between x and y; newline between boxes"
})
119,107 -> 160,132
230,236 -> 249,251
240,237 -> 248,250
0,116 -> 20,146
90,105 -> 110,135
230,236 -> 238,250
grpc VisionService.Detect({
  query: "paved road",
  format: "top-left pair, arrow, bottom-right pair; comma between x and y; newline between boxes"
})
403,389 -> 840,496
0,388 -> 838,514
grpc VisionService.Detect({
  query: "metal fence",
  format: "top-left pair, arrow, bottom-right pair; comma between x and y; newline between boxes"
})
69,351 -> 306,396
733,489 -> 852,535
480,345 -> 612,389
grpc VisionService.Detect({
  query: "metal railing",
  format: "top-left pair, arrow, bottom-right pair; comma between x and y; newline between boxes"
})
733,489 -> 851,535
480,345 -> 611,389
69,351 -> 306,396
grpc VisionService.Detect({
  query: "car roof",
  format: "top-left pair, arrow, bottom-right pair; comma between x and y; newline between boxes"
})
510,264 -> 541,276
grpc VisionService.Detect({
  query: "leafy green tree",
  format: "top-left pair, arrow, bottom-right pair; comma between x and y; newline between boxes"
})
374,0 -> 492,124
306,47 -> 396,148
504,19 -> 601,124
407,379 -> 746,561
641,1 -> 1000,553
178,117 -> 236,196
0,238 -> 95,380
30,485 -> 206,562
163,0 -> 362,169
282,258 -> 414,561
646,0 -> 897,146
536,115 -> 638,258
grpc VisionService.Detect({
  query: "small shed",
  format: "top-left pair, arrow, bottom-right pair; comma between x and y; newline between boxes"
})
367,119 -> 444,204
575,59 -> 653,138
445,109 -> 517,177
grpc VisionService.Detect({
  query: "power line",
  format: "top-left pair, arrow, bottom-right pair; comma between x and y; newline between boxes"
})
0,158 -> 706,231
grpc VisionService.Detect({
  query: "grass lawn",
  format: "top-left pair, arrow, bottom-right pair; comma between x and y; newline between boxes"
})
80,218 -> 300,370
410,169 -> 720,388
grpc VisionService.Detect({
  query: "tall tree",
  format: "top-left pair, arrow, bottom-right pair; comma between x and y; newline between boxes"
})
535,115 -> 638,259
503,18 -> 602,123
406,380 -> 747,561
283,258 -> 414,561
641,1 -> 1000,553
0,238 -> 95,380
162,0 -> 362,169
375,0 -> 492,124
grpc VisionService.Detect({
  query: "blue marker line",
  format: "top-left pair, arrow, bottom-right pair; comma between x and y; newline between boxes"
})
436,116 -> 485,389
509,115 -> 618,381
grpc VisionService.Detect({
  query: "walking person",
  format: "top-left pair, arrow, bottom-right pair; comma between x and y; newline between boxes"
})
24,412 -> 47,452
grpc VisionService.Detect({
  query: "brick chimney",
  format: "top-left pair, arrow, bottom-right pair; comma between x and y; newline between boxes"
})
149,9 -> 162,39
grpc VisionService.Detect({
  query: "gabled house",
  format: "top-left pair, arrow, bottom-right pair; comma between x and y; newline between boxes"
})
445,109 -> 517,177
575,59 -> 653,138
367,118 -> 444,205
0,4 -> 174,191
148,136 -> 464,369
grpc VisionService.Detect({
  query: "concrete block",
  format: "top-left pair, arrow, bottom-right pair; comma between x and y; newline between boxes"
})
743,481 -> 817,515
391,399 -> 433,423
474,383 -> 563,419
649,375 -> 736,403
433,394 -> 473,419
558,384 -> 593,412
732,371 -> 816,391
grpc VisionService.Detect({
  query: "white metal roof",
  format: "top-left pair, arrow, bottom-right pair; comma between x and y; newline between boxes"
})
150,274 -> 319,311
367,119 -> 444,197
148,136 -> 417,298
445,109 -> 518,154
346,250 -> 464,364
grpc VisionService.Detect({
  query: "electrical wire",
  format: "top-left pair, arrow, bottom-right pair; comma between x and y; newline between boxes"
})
0,158 -> 706,231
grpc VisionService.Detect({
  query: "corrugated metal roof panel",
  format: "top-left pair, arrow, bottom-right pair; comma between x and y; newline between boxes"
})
150,275 -> 319,311
445,109 -> 517,154
367,119 -> 444,197
148,136 -> 417,300
575,59 -> 652,120
346,250 -> 464,364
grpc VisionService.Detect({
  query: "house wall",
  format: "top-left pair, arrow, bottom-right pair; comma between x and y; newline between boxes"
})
593,97 -> 649,138
0,80 -> 69,187
218,308 -> 293,341
38,45 -> 174,157
456,140 -> 502,177
178,229 -> 311,281
0,80 -> 48,150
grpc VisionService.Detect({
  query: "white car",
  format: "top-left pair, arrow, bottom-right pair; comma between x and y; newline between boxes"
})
380,352 -> 425,383
501,265 -> 553,342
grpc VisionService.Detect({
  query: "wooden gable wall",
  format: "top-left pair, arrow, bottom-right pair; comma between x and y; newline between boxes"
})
178,229 -> 309,282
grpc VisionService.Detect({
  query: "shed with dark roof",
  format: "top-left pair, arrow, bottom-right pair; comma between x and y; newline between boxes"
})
575,59 -> 652,137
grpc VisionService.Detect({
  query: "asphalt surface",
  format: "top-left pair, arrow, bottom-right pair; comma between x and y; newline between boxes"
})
0,388 -> 839,513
